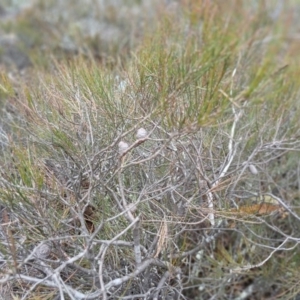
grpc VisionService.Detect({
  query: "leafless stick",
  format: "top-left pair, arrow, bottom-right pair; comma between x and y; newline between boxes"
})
153,270 -> 170,300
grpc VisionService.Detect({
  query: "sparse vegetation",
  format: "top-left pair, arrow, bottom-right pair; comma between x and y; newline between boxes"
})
1,1 -> 300,299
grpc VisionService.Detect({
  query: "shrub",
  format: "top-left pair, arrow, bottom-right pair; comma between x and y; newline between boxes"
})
1,1 -> 300,299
